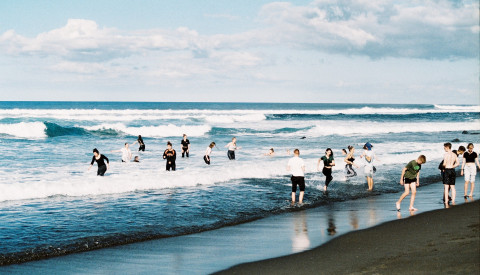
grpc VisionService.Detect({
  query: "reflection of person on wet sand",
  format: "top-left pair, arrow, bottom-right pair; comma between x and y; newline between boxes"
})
327,213 -> 336,236
349,211 -> 359,230
292,211 -> 310,253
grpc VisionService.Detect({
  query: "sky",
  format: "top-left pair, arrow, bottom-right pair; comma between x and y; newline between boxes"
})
0,0 -> 478,104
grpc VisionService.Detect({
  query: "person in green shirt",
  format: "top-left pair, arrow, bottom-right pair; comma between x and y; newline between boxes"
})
396,155 -> 427,212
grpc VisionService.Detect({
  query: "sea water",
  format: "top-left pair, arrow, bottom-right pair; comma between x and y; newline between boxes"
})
0,102 -> 478,264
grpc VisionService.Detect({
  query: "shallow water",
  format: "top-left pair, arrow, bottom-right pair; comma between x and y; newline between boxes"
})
0,102 -> 478,264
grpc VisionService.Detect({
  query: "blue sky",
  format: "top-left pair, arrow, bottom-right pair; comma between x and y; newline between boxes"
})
0,0 -> 478,104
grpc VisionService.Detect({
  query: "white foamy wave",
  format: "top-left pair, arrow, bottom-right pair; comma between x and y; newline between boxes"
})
83,123 -> 211,137
0,122 -> 47,139
305,120 -> 480,137
434,105 -> 480,112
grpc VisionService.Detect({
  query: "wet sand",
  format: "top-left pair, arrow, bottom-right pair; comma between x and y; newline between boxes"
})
2,182 -> 479,274
217,200 -> 480,275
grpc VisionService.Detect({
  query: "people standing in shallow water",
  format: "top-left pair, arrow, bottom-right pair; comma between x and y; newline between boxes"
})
461,143 -> 480,198
439,146 -> 464,203
318,148 -> 335,191
163,142 -> 176,171
344,146 -> 358,178
225,137 -> 241,160
360,142 -> 377,191
287,149 -> 305,205
204,142 -> 216,165
396,155 -> 426,212
442,142 -> 459,207
181,134 -> 190,158
132,135 -> 145,152
88,148 -> 109,176
111,143 -> 132,162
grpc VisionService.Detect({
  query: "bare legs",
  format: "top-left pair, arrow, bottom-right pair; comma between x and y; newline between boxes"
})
396,183 -> 417,211
444,184 -> 456,208
464,181 -> 474,198
367,176 -> 373,191
292,191 -> 304,204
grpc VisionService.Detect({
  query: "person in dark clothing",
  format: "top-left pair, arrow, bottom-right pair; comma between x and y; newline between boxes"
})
88,148 -> 110,176
181,134 -> 190,158
132,135 -> 145,152
318,148 -> 335,191
163,141 -> 176,171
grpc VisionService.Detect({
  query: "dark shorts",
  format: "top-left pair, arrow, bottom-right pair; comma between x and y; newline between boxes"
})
203,155 -> 210,165
443,169 -> 456,186
227,150 -> 235,160
97,165 -> 107,176
139,145 -> 145,152
291,176 -> 305,192
166,162 -> 176,171
404,177 -> 416,184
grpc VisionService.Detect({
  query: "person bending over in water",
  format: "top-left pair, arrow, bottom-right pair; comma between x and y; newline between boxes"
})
287,149 -> 305,205
132,135 -> 145,152
318,148 -> 335,191
461,143 -> 480,198
396,155 -> 426,212
111,143 -> 132,162
204,142 -> 216,165
88,148 -> 110,176
225,137 -> 241,160
181,134 -> 190,158
163,141 -> 176,171
344,146 -> 358,178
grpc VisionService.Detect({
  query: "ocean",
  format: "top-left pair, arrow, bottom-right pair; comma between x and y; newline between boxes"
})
0,102 -> 478,265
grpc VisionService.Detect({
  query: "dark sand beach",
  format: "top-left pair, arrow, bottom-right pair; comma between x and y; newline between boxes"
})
217,200 -> 480,275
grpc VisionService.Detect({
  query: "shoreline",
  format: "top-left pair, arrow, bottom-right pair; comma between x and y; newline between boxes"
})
217,200 -> 480,275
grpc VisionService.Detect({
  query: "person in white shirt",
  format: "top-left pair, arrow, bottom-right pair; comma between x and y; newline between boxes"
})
111,143 -> 132,163
287,149 -> 306,204
204,142 -> 216,165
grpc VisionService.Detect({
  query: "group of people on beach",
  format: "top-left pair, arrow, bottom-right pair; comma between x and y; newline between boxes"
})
287,142 -> 479,211
88,135 -> 241,174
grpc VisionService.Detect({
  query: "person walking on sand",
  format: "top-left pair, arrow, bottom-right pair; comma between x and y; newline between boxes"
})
132,135 -> 145,152
287,149 -> 305,205
225,137 -> 241,160
344,146 -> 358,178
396,155 -> 426,212
360,142 -> 377,191
88,148 -> 110,176
204,142 -> 216,165
461,143 -> 480,198
111,143 -> 132,162
181,134 -> 190,158
163,141 -> 176,171
317,148 -> 335,191
442,142 -> 459,207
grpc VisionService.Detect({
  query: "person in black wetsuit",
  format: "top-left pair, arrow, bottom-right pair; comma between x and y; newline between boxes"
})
132,135 -> 145,152
317,148 -> 335,191
181,134 -> 190,158
88,148 -> 110,176
163,141 -> 176,171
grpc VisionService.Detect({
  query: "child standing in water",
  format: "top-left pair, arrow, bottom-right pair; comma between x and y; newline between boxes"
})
181,134 -> 190,158
163,142 -> 176,171
396,155 -> 426,212
225,137 -> 241,160
344,145 -> 358,178
204,142 -> 216,165
318,148 -> 335,191
287,149 -> 305,205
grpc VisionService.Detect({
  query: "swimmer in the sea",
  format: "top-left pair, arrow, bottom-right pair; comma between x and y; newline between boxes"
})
111,142 -> 132,162
181,134 -> 190,158
225,137 -> 241,160
133,156 -> 140,162
163,141 -> 176,171
204,142 -> 216,165
264,148 -> 275,156
88,148 -> 110,176
132,135 -> 145,152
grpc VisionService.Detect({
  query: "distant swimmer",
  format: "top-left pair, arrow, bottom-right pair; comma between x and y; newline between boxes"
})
264,148 -> 275,156
461,143 -> 479,199
442,142 -> 459,207
287,149 -> 305,205
396,155 -> 426,212
181,134 -> 190,158
163,141 -> 176,171
88,148 -> 110,176
132,135 -> 145,152
133,156 -> 140,162
344,146 -> 358,178
204,142 -> 216,165
111,143 -> 132,162
318,148 -> 335,191
225,137 -> 241,160
360,142 -> 377,191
